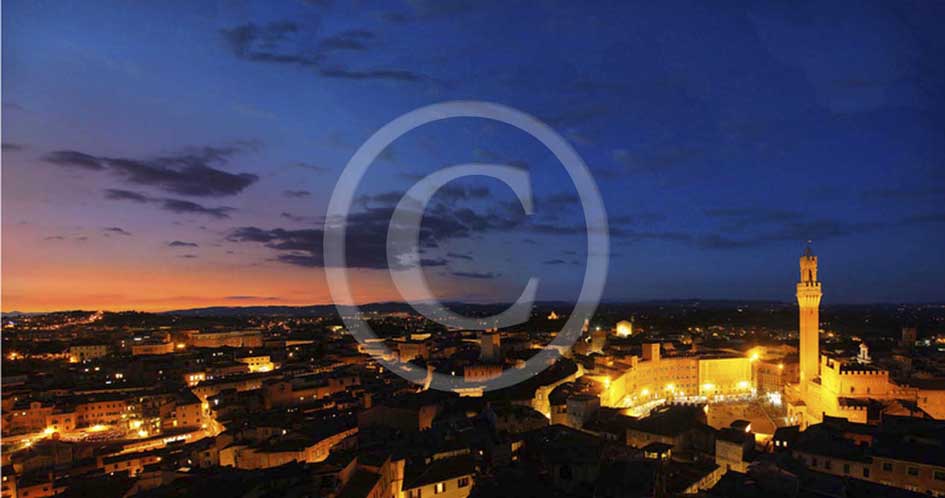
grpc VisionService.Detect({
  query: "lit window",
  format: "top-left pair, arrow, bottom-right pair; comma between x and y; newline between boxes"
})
434,482 -> 446,494
458,477 -> 470,488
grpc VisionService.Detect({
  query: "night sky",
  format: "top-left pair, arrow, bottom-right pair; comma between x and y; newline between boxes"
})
3,0 -> 944,311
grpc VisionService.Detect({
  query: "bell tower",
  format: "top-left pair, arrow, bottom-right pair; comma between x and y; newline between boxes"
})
796,245 -> 822,385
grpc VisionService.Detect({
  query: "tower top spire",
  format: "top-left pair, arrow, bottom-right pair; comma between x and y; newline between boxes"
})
804,241 -> 814,257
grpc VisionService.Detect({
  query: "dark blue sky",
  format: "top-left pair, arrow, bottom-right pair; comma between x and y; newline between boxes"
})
3,0 -> 944,310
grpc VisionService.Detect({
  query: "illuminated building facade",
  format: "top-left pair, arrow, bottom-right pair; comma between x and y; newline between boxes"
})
599,344 -> 755,411
786,249 -> 945,426
797,246 -> 822,386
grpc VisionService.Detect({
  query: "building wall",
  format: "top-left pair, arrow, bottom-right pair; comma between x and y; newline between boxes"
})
403,474 -> 474,498
918,389 -> 945,419
68,344 -> 108,362
190,331 -> 263,348
698,357 -> 753,397
131,342 -> 175,356
76,399 -> 129,426
794,450 -> 945,496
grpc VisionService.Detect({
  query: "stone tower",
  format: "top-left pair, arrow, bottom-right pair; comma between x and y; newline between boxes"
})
796,245 -> 822,385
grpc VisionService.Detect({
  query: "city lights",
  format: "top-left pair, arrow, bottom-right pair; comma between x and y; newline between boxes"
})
2,4 -> 943,496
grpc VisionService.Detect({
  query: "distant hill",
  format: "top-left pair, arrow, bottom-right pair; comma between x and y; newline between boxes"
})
159,299 -> 794,317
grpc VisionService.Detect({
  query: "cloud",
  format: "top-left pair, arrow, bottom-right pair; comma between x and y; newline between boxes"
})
224,295 -> 281,301
104,189 -> 151,203
2,143 -> 26,151
420,258 -> 449,267
177,254 -> 199,259
103,189 -> 235,219
221,22 -> 316,66
280,211 -> 319,224
44,150 -> 104,170
221,21 -> 429,83
47,144 -> 259,197
226,198 -> 517,269
283,190 -> 312,198
543,259 -> 567,265
168,240 -> 199,248
317,29 -> 375,52
160,199 -> 234,219
317,66 -> 425,81
224,186 -> 664,269
103,227 -> 132,236
451,271 -> 499,279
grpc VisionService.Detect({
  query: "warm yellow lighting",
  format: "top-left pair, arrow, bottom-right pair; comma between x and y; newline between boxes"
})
176,343 -> 186,349
137,429 -> 149,438
738,380 -> 751,389
616,320 -> 633,338
88,424 -> 108,432
130,420 -> 143,429
665,384 -> 675,392
749,352 -> 760,362
43,427 -> 56,436
702,383 -> 715,392
778,363 -> 784,370
640,388 -> 650,397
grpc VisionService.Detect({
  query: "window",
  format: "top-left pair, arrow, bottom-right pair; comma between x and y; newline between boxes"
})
907,467 -> 919,477
882,463 -> 893,472
458,477 -> 470,488
843,464 -> 850,474
934,471 -> 945,481
408,490 -> 422,498
811,458 -> 818,468
863,468 -> 870,478
825,459 -> 832,470
434,482 -> 446,494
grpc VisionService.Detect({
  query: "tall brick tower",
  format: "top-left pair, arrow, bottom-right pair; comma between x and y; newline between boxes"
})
796,245 -> 822,385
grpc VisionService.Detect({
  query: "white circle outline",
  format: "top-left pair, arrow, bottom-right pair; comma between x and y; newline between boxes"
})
324,100 -> 609,392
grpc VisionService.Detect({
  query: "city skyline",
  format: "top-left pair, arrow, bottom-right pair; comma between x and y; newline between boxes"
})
4,0 -> 945,312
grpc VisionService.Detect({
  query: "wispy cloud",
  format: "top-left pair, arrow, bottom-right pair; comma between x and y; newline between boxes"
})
104,189 -> 235,219
46,143 -> 259,197
103,227 -> 132,236
220,21 -> 430,83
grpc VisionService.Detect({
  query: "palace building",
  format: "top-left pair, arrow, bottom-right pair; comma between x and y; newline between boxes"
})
785,247 -> 945,427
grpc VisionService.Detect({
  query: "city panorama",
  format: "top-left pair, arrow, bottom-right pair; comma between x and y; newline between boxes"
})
3,2 -> 945,498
